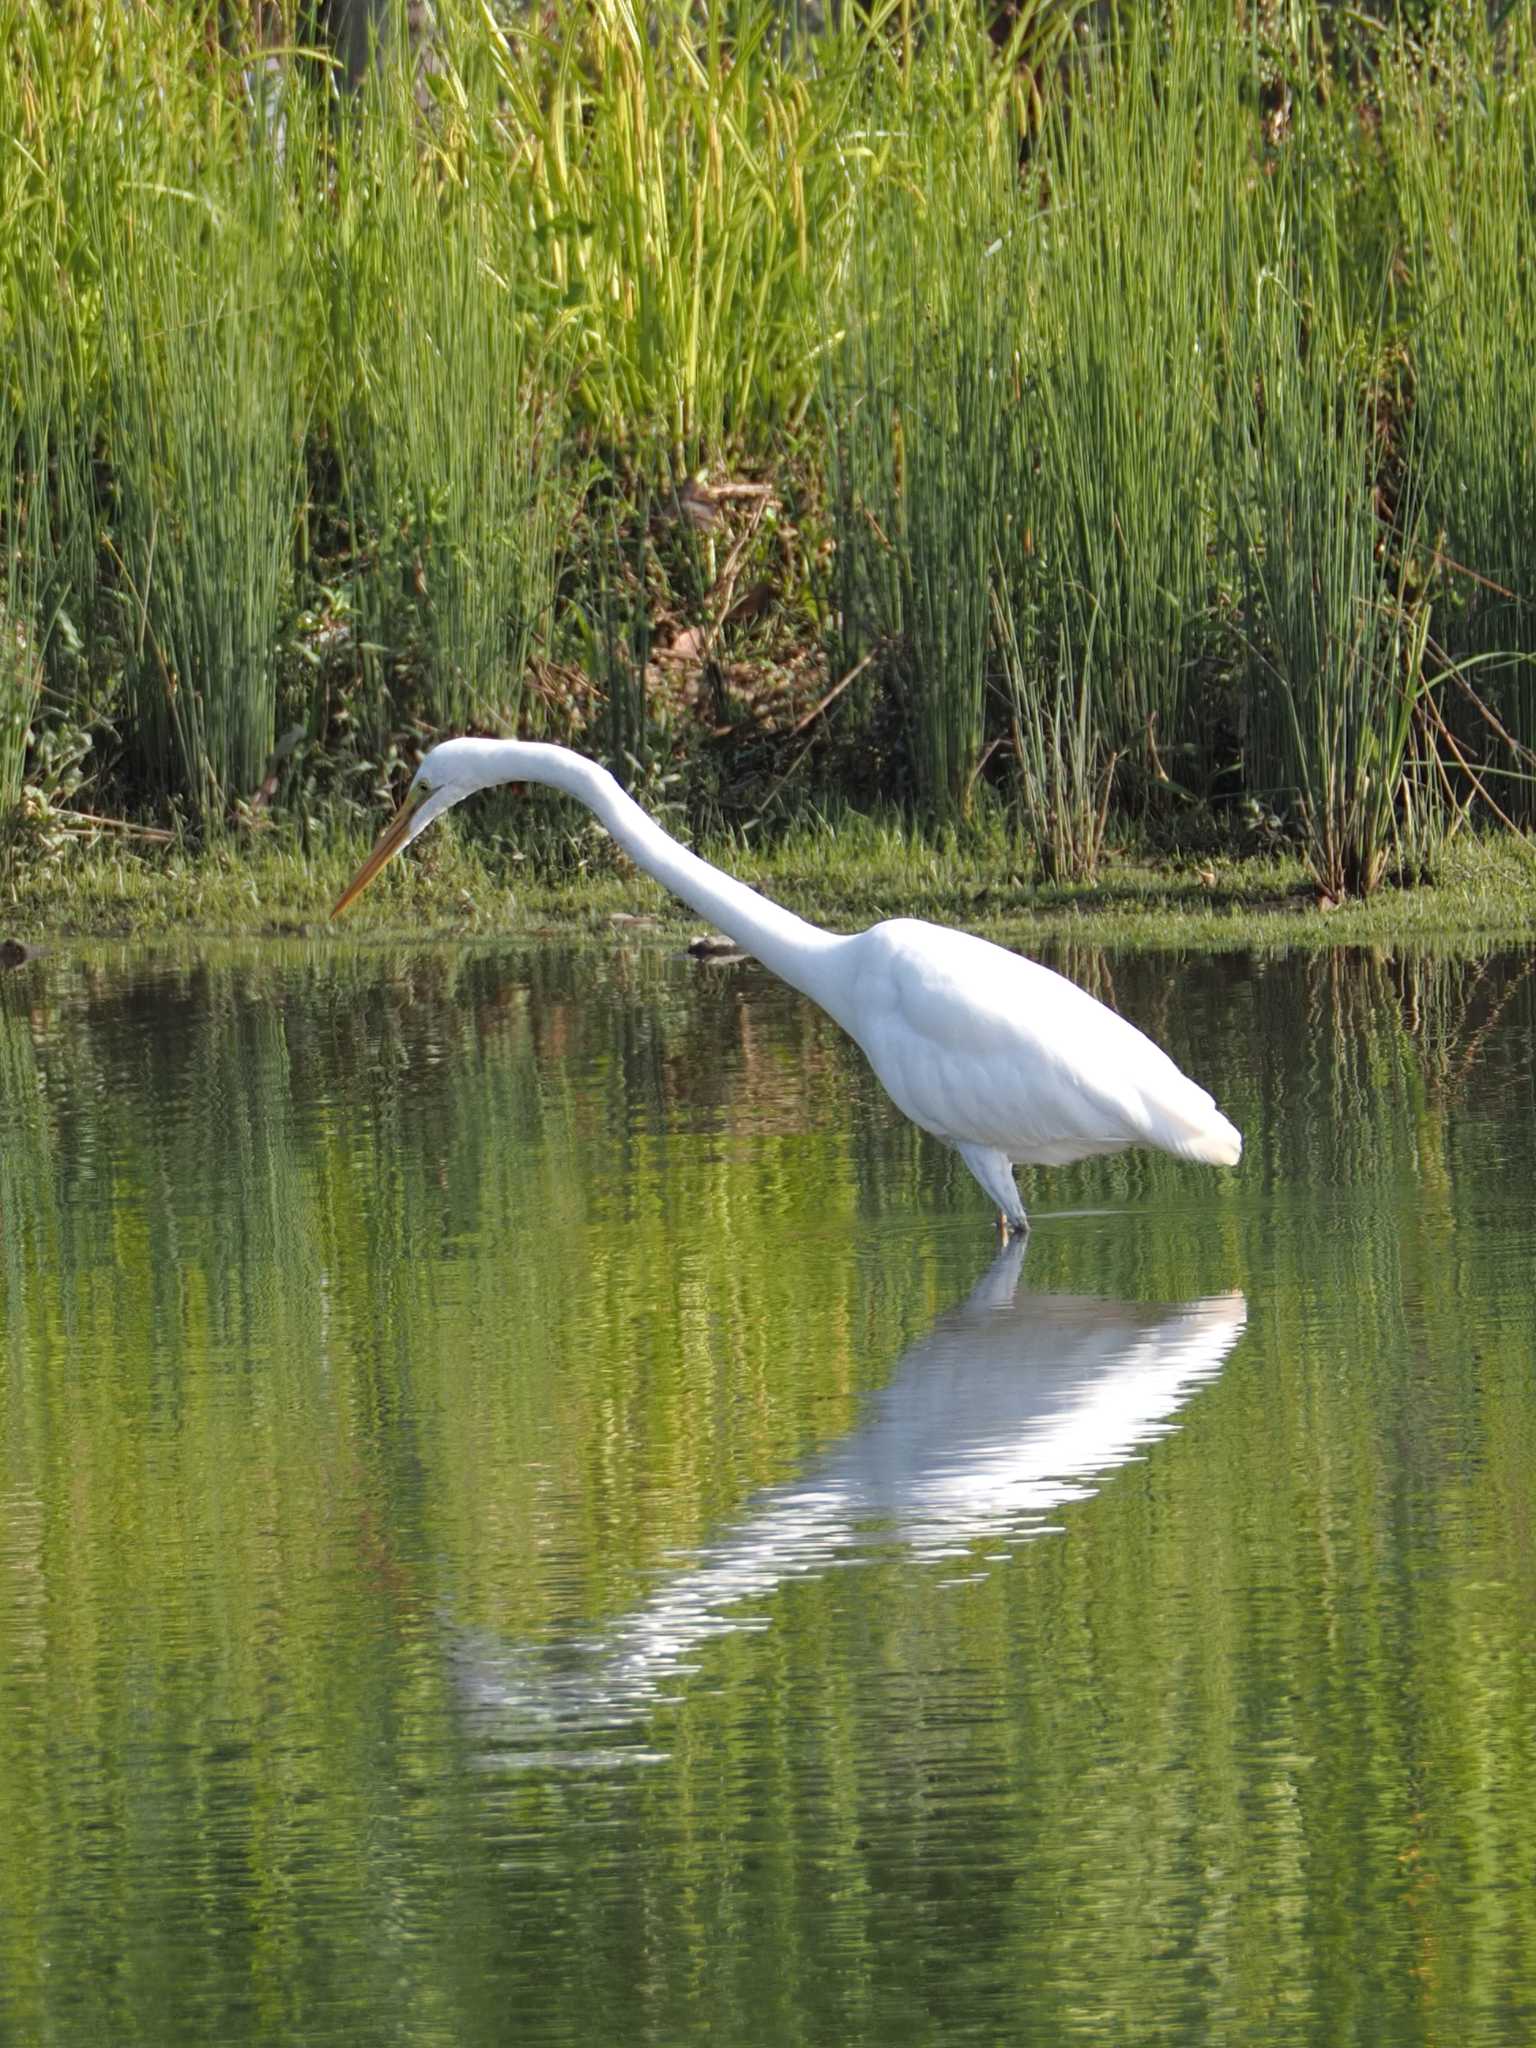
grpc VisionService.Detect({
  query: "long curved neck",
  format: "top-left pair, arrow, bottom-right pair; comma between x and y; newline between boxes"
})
490,744 -> 848,1008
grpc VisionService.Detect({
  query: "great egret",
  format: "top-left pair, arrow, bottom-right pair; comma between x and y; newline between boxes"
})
332,739 -> 1242,1229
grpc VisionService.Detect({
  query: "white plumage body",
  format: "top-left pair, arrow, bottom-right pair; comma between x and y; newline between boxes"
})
832,919 -> 1241,1174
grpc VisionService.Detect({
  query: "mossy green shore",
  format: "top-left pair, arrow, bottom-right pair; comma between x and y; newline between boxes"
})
5,829 -> 1536,956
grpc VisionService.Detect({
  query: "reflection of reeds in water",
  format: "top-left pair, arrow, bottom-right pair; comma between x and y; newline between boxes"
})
456,1239 -> 1247,1753
8,939 -> 1531,1293
5,942 -> 1536,2041
1273,947 -> 1536,1129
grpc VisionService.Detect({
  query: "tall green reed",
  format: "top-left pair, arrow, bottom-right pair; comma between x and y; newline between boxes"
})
992,566 -> 1116,882
333,87 -> 563,749
827,85 -> 1028,828
1391,16 -> 1536,820
0,2 -> 107,815
838,246 -> 1012,820
1226,252 -> 1440,899
587,490 -> 662,782
830,17 -> 1248,859
469,0 -> 871,465
1009,17 -> 1239,807
0,308 -> 98,820
100,172 -> 305,823
0,555 -> 39,816
3,0 -> 1531,887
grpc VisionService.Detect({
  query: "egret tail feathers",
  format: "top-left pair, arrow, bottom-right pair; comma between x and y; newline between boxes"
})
1168,1110 -> 1243,1168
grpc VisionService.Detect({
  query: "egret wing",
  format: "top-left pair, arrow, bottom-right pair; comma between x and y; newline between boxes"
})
850,922 -> 1235,1167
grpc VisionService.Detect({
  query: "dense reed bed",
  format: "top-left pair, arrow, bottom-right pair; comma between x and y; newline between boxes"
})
2,0 -> 1533,896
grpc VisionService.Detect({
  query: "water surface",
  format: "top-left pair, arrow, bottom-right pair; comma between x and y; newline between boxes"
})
2,937 -> 1534,2045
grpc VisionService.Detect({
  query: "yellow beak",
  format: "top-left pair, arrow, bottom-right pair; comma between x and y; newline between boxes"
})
331,787 -> 426,919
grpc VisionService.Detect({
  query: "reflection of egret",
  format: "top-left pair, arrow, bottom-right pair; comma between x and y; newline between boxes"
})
456,1240 -> 1246,1750
333,740 -> 1242,1230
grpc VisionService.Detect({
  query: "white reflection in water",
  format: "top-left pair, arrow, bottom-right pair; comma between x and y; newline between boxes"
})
458,1241 -> 1246,1757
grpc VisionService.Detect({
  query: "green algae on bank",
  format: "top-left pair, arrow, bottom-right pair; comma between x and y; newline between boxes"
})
4,824 -> 1536,954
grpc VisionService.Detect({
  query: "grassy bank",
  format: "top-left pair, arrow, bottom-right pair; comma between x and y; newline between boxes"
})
6,820 -> 1535,953
4,0 -> 1536,903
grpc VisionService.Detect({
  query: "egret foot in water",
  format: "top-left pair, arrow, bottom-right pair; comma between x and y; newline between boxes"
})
957,1142 -> 1031,1239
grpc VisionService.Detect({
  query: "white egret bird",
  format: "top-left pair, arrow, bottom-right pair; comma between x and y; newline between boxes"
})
332,739 -> 1241,1230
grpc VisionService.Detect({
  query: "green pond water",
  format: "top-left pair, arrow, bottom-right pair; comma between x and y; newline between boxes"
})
2,935 -> 1535,2046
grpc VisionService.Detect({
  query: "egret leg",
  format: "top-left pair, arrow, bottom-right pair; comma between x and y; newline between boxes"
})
957,1142 -> 1028,1235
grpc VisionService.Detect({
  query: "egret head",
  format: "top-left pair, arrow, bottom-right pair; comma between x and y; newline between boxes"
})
331,739 -> 502,918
